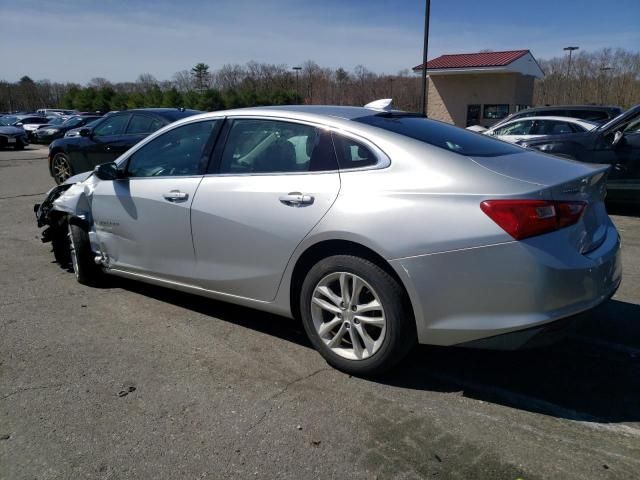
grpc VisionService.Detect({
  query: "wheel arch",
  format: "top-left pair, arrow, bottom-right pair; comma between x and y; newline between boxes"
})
288,239 -> 415,323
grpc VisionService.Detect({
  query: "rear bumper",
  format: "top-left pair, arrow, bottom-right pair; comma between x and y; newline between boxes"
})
390,222 -> 622,347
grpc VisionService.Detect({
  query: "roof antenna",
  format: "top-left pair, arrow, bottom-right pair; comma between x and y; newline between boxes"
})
364,98 -> 393,112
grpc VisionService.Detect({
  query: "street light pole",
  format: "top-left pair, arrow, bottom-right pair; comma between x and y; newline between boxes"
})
599,66 -> 612,104
292,66 -> 302,103
420,0 -> 431,116
564,46 -> 579,77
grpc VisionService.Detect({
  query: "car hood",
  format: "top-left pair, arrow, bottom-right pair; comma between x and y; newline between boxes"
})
64,170 -> 94,185
0,126 -> 25,135
469,149 -> 608,186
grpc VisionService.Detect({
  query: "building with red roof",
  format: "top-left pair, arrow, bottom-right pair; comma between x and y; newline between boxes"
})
413,50 -> 544,127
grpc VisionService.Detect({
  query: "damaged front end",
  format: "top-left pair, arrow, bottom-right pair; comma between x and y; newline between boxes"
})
34,171 -> 97,249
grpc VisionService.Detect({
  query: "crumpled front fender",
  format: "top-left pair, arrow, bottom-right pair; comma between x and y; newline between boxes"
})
52,173 -> 99,220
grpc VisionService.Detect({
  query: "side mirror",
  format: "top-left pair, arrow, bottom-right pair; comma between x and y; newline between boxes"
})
79,128 -> 91,137
93,162 -> 124,181
611,130 -> 624,146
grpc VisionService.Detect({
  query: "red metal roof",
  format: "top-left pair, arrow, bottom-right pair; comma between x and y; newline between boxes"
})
413,50 -> 529,71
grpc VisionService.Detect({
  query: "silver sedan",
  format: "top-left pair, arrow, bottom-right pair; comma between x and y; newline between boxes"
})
35,105 -> 622,375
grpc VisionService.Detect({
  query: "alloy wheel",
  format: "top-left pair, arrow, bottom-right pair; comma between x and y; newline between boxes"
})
311,272 -> 386,360
52,154 -> 72,184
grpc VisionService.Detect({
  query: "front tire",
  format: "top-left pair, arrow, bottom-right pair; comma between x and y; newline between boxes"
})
300,255 -> 416,376
52,152 -> 73,185
68,221 -> 103,286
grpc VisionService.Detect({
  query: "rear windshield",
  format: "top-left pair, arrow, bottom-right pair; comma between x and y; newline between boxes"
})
355,115 -> 524,157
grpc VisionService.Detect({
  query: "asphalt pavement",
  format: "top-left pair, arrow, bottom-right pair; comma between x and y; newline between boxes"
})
1,145 -> 639,479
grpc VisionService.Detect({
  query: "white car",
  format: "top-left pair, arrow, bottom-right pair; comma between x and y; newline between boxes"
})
484,116 -> 598,144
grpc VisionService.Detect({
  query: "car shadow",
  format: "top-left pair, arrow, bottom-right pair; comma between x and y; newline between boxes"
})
111,277 -> 640,424
117,277 -> 312,348
377,299 -> 640,424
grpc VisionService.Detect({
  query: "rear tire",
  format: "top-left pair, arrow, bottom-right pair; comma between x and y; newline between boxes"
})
300,255 -> 416,376
68,221 -> 103,286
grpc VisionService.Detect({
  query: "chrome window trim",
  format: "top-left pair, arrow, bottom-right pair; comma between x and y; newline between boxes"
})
202,114 -> 390,178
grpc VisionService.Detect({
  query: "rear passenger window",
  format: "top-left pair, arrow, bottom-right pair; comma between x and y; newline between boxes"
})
570,110 -> 608,122
332,134 -> 377,169
218,119 -> 337,174
127,115 -> 155,134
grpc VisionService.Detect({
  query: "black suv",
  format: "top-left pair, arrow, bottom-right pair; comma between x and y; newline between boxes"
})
48,108 -> 201,184
494,105 -> 623,129
520,105 -> 640,206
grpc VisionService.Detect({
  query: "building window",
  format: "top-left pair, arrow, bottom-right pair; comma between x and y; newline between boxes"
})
515,105 -> 530,112
483,104 -> 510,120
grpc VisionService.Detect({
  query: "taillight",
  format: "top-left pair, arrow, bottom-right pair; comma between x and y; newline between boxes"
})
480,199 -> 586,240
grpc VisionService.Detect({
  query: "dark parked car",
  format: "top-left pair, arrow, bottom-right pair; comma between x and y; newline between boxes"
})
34,115 -> 102,144
493,105 -> 623,129
0,115 -> 52,140
48,108 -> 201,184
0,125 -> 30,149
520,105 -> 640,206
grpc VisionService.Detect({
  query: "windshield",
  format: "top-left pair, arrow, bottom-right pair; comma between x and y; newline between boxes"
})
355,115 -> 524,157
48,117 -> 67,126
0,116 -> 18,126
83,119 -> 101,129
62,116 -> 84,127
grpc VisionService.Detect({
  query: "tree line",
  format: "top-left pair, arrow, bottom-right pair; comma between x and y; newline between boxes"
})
533,48 -> 639,107
1,48 -> 638,114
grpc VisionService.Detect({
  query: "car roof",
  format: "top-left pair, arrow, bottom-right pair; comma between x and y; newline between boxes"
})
123,108 -> 202,121
254,105 -> 385,120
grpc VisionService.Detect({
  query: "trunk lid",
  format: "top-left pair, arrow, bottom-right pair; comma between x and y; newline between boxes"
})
471,150 -> 611,254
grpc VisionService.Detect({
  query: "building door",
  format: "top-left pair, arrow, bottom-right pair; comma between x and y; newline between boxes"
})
466,105 -> 481,127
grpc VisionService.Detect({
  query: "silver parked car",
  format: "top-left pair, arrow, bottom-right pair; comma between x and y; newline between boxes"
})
34,105 -> 622,375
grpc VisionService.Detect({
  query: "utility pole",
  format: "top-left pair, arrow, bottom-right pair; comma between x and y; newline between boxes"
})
599,66 -> 612,104
420,0 -> 431,116
563,46 -> 579,103
292,66 -> 302,103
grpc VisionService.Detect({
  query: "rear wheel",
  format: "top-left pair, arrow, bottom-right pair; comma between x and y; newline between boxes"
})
52,152 -> 73,184
300,255 -> 416,376
68,221 -> 103,286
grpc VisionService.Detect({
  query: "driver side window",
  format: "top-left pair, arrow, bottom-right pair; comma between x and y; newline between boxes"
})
127,120 -> 218,178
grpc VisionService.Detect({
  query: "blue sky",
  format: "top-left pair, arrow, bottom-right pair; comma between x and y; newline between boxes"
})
1,0 -> 639,83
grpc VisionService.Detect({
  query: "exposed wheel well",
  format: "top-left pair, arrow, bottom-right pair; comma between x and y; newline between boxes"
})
289,239 -> 413,321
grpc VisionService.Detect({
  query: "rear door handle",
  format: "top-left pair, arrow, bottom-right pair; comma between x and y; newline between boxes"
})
279,192 -> 314,207
163,190 -> 189,202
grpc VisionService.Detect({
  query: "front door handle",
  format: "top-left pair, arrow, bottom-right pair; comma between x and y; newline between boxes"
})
279,192 -> 314,207
163,190 -> 189,202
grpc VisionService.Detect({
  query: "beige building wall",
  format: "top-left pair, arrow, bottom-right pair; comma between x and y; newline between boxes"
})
426,73 -> 535,127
